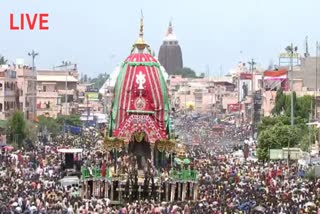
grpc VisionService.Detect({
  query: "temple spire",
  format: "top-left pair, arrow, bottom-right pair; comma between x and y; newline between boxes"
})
131,10 -> 151,54
139,10 -> 144,38
167,20 -> 173,35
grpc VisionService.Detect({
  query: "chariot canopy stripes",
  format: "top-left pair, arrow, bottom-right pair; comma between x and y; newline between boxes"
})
108,15 -> 171,142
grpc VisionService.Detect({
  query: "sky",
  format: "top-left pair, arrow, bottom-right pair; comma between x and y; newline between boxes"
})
1,0 -> 320,77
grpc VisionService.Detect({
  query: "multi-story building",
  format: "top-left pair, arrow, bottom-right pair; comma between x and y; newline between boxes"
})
36,68 -> 79,117
15,63 -> 36,120
0,65 -> 18,120
167,75 -> 237,115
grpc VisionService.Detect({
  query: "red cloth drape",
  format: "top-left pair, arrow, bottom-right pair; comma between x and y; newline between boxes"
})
101,162 -> 106,177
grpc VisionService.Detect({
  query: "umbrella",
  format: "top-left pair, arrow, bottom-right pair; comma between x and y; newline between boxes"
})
304,202 -> 316,207
253,205 -> 266,212
3,145 -> 14,151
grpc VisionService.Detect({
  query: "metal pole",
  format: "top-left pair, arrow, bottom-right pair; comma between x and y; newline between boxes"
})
316,41 -> 318,119
250,59 -> 255,139
65,72 -> 68,115
211,82 -> 214,116
86,94 -> 89,126
288,43 -> 295,168
28,50 -> 38,120
184,83 -> 187,113
32,55 -> 35,117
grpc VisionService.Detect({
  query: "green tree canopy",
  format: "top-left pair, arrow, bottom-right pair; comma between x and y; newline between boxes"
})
257,92 -> 314,160
0,55 -> 8,65
38,115 -> 61,136
56,114 -> 81,127
90,73 -> 109,90
6,111 -> 26,148
25,121 -> 38,143
272,89 -> 313,121
257,123 -> 301,160
174,67 -> 197,78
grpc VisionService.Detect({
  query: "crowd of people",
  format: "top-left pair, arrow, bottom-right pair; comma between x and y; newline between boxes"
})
0,113 -> 319,213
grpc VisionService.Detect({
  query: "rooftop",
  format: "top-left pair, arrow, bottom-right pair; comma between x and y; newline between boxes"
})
37,75 -> 78,82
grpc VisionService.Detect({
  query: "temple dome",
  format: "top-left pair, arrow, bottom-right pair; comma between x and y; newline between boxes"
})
158,21 -> 183,75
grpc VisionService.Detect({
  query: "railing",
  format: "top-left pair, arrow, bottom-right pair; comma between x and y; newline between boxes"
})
4,90 -> 15,96
170,169 -> 198,181
81,166 -> 111,180
81,166 -> 198,181
58,89 -> 75,95
37,91 -> 59,97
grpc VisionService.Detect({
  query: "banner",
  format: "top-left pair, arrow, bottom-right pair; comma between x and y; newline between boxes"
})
86,92 -> 99,101
228,103 -> 241,112
239,73 -> 252,102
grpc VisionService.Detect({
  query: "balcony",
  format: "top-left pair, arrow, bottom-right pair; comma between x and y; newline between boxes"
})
4,90 -> 16,97
58,89 -> 75,95
0,90 -> 17,97
37,91 -> 59,98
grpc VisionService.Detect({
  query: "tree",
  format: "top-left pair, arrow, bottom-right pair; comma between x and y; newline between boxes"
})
174,67 -> 197,78
90,73 -> 109,90
38,115 -> 61,137
299,126 -> 317,152
271,89 -> 314,121
257,123 -> 301,160
83,74 -> 88,83
272,89 -> 286,115
0,55 -> 8,65
6,111 -> 26,148
25,121 -> 38,143
56,114 -> 82,127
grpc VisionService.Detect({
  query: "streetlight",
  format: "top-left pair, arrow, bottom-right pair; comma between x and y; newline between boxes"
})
285,43 -> 298,167
248,59 -> 256,139
61,61 -> 72,115
53,61 -> 72,115
28,50 -> 38,120
315,41 -> 319,119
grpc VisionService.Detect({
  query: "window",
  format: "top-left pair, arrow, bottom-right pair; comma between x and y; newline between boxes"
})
0,103 -> 2,112
43,86 -> 47,92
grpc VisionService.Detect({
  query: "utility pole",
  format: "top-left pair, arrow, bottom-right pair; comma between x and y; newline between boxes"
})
54,61 -> 72,115
28,50 -> 39,120
248,59 -> 256,139
63,61 -> 71,115
316,41 -> 319,119
287,43 -> 297,168
86,94 -> 90,126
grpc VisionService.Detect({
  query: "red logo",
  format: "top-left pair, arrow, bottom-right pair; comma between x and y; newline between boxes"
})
10,13 -> 49,30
